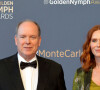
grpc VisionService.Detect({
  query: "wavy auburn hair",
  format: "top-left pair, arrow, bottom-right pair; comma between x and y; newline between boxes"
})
80,25 -> 100,72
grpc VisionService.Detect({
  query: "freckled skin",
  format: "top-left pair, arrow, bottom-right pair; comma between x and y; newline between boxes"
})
90,30 -> 100,58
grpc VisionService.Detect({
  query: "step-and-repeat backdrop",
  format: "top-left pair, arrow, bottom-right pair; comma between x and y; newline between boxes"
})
0,0 -> 100,89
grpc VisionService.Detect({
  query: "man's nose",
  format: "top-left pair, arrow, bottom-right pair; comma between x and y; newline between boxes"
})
25,37 -> 30,44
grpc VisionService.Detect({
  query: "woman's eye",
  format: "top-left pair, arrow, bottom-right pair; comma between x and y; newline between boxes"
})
91,39 -> 97,42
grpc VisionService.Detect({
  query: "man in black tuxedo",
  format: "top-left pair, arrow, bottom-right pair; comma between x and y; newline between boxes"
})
0,20 -> 66,90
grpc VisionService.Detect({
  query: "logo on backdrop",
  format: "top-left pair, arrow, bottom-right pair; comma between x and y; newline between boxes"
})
44,0 -> 100,5
0,1 -> 13,19
37,49 -> 82,58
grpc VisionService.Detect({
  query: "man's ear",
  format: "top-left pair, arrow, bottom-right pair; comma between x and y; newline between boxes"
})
39,36 -> 41,47
14,35 -> 18,46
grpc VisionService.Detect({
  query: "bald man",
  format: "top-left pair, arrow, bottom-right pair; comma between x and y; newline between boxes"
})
0,20 -> 66,90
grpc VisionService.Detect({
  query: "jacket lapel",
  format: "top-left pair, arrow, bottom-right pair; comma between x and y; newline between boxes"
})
37,56 -> 49,90
84,69 -> 92,90
5,54 -> 24,90
4,54 -> 50,90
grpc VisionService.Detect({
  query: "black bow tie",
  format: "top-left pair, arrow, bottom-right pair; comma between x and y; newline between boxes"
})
20,60 -> 37,70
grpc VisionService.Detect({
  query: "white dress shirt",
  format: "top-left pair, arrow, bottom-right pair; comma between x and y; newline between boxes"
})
17,54 -> 38,90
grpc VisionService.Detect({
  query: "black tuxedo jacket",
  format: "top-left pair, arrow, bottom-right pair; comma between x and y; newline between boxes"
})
0,54 -> 66,90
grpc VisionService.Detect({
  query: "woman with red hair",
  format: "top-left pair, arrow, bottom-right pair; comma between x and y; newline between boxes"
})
73,25 -> 100,90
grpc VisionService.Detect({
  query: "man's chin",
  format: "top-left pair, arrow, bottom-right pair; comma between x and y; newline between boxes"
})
23,53 -> 35,57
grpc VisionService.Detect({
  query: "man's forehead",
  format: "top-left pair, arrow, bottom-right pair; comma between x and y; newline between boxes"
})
18,21 -> 38,32
16,20 -> 40,36
17,22 -> 38,36
19,21 -> 37,28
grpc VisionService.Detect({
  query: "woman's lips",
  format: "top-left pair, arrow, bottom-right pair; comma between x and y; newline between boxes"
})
96,49 -> 100,52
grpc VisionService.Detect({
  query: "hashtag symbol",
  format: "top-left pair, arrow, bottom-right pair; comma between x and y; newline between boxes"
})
44,0 -> 49,4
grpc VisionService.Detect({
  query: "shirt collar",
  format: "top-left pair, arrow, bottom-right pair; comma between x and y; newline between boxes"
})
17,53 -> 37,65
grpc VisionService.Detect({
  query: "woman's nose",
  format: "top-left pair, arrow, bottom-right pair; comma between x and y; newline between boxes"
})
97,40 -> 100,47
